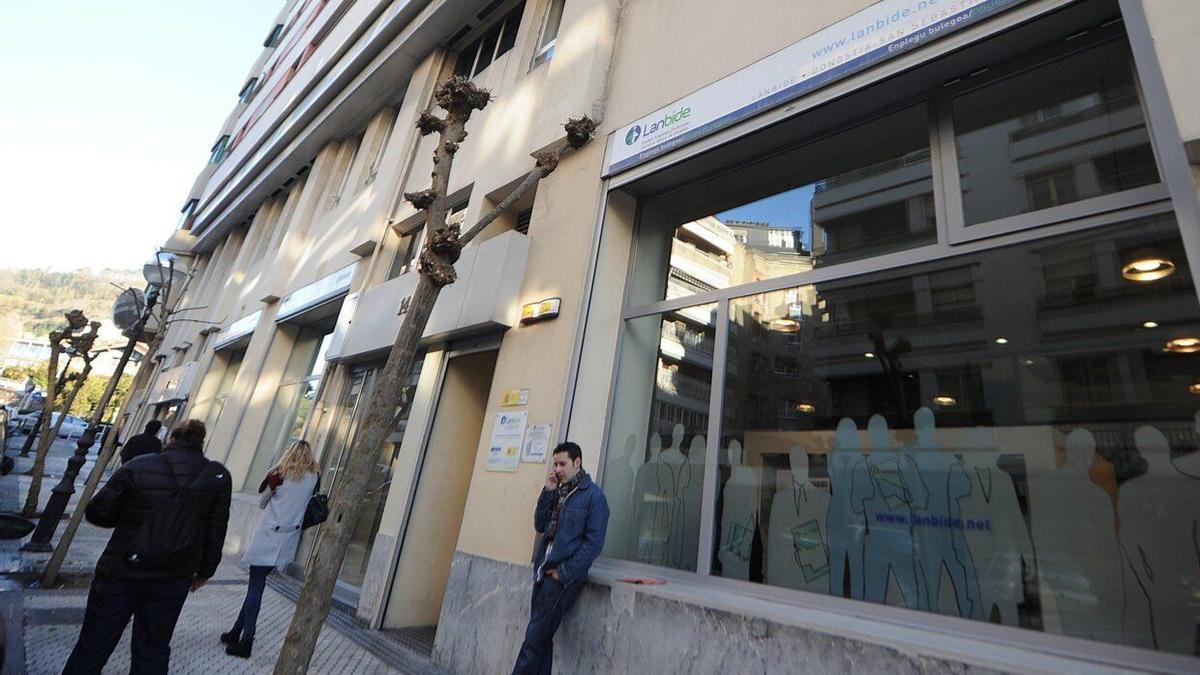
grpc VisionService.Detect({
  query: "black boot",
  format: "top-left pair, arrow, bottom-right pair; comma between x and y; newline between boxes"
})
226,639 -> 253,658
219,630 -> 239,645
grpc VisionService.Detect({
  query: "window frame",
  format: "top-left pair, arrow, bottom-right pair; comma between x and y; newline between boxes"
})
531,0 -> 565,69
936,31 -> 1169,245
209,135 -> 231,164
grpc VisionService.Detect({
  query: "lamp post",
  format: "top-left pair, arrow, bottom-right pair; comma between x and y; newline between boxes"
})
27,255 -> 187,565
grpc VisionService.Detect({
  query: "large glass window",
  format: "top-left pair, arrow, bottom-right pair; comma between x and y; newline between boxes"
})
245,329 -> 332,489
631,104 -> 936,307
601,304 -> 717,572
597,18 -> 1198,658
295,354 -> 424,602
952,39 -> 1159,226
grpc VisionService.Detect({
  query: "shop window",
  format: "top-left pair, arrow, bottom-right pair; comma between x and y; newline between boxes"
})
629,104 -> 936,307
453,2 -> 525,79
600,303 -> 717,572
603,212 -> 1200,653
245,330 -> 334,489
951,38 -> 1160,227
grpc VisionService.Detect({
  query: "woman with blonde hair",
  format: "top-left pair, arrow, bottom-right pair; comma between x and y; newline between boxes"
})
221,439 -> 319,658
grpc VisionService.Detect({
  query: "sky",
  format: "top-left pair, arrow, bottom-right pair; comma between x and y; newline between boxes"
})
717,184 -> 816,247
0,1 -> 283,272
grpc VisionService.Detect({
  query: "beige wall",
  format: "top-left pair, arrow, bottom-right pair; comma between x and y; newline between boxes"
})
383,350 -> 497,628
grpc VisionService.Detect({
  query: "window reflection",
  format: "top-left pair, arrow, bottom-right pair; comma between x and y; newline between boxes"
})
953,39 -> 1160,225
602,305 -> 716,572
701,215 -> 1200,654
648,105 -> 936,304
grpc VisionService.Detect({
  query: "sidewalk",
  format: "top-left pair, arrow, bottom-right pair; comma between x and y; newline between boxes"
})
0,452 -> 445,674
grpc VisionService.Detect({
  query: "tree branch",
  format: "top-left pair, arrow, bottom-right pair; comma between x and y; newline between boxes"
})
459,116 -> 597,247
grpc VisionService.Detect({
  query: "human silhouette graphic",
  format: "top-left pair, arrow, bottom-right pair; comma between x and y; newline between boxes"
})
767,445 -> 831,593
861,415 -> 926,609
718,440 -> 759,580
827,418 -> 870,599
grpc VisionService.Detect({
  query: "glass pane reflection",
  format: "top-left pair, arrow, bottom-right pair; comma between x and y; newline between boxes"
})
953,39 -> 1159,225
711,215 -> 1200,655
601,304 -> 717,572
648,105 -> 936,304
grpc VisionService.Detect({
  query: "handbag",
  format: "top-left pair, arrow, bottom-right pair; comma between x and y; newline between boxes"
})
302,475 -> 329,529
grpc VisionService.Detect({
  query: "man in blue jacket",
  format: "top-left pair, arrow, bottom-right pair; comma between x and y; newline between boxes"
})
513,441 -> 609,675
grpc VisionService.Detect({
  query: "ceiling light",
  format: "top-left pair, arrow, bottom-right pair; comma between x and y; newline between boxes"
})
864,352 -> 876,358
769,318 -> 801,333
1189,383 -> 1200,395
1122,250 -> 1176,282
933,395 -> 957,406
994,337 -> 1008,345
795,403 -> 815,413
1142,321 -> 1158,329
1166,337 -> 1200,354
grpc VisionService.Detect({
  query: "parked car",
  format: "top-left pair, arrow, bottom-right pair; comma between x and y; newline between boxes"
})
14,411 -> 87,438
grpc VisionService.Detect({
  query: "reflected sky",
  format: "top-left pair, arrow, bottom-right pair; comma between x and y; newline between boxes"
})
717,185 -> 816,248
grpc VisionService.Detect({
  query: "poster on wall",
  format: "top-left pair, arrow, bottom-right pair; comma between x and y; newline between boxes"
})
486,411 -> 528,472
521,423 -> 553,463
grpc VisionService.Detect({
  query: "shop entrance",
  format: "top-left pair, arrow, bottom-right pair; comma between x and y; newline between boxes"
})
382,348 -> 497,636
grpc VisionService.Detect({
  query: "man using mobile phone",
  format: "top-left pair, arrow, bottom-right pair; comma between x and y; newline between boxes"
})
512,442 -> 609,675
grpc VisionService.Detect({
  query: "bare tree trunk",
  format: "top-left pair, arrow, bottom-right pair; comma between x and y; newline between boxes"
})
23,359 -> 93,517
272,74 -> 593,674
273,273 -> 440,674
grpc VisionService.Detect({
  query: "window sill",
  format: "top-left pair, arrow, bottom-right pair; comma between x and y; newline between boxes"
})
586,560 -> 1193,674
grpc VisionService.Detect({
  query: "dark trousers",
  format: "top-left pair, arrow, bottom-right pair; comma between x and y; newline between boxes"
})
229,565 -> 272,642
62,575 -> 191,675
512,576 -> 584,675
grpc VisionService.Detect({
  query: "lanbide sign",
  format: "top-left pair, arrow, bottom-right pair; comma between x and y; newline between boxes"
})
604,0 -> 1026,176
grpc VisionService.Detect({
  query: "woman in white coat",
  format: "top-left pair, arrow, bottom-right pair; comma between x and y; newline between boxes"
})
220,440 -> 319,658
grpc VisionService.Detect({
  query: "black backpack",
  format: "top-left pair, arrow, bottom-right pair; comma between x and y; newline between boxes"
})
125,457 -> 217,570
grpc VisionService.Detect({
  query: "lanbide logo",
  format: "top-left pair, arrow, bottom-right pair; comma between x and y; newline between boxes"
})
627,106 -> 691,145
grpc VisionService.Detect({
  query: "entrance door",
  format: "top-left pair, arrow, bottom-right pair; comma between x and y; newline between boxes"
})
383,349 -> 497,631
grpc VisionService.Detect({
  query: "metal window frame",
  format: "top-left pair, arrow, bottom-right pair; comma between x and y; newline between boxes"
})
576,0 -> 1198,669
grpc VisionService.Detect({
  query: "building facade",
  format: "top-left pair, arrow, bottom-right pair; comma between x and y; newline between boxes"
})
134,0 -> 1200,671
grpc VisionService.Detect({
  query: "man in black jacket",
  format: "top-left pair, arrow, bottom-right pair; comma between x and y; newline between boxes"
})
63,419 -> 232,675
119,419 -> 163,464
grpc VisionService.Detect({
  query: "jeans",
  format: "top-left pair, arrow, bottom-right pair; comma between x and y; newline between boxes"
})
229,565 -> 272,642
62,574 -> 191,675
511,575 -> 584,675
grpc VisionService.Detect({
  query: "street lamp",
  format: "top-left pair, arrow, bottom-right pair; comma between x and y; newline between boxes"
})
25,252 -> 188,563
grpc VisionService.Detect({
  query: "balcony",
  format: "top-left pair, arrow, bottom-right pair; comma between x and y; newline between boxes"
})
656,369 -> 711,402
333,231 -> 530,359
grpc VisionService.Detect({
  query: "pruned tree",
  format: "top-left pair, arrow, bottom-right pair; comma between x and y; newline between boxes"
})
273,76 -> 595,674
22,311 -> 101,517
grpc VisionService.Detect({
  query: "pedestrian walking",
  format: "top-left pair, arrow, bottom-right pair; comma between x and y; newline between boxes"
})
63,419 -> 232,675
119,419 -> 163,464
221,439 -> 319,658
512,442 -> 609,675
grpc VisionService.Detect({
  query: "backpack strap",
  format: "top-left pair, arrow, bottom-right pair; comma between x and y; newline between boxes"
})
184,461 -> 219,491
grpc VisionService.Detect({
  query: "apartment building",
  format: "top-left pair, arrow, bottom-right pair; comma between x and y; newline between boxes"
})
133,0 -> 1200,671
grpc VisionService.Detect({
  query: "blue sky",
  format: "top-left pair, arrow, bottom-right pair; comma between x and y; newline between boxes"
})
0,1 -> 282,271
717,184 -> 816,246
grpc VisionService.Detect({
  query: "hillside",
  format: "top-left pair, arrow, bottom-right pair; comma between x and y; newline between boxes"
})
0,267 -> 143,338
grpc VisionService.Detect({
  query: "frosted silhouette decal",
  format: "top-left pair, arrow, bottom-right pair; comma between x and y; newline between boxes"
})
1118,425 -> 1200,654
1029,428 -> 1122,642
959,427 -> 1034,626
718,440 -> 759,580
861,414 -> 926,609
767,445 -> 831,592
909,407 -> 982,619
633,432 -> 671,565
827,418 -> 871,599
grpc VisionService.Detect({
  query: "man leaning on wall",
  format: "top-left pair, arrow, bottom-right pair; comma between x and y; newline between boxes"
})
513,441 -> 609,675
